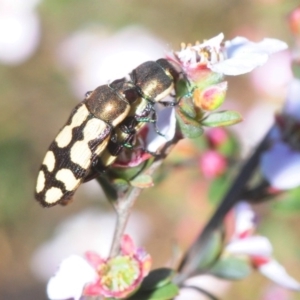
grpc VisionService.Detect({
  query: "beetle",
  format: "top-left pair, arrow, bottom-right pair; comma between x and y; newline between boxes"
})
35,79 -> 139,207
35,58 -> 180,207
98,58 -> 180,168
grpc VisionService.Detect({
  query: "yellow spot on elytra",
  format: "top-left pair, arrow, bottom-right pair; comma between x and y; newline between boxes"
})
70,118 -> 109,169
36,171 -> 45,193
43,151 -> 55,172
56,169 -> 80,191
55,104 -> 90,148
45,187 -> 63,204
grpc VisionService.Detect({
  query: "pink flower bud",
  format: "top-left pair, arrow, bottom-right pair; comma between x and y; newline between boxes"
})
193,82 -> 227,111
206,127 -> 228,147
288,6 -> 300,36
199,150 -> 227,179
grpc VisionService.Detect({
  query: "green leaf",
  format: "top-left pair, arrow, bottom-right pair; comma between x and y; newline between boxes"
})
182,228 -> 224,277
208,173 -> 232,204
112,178 -> 130,191
177,96 -> 197,119
111,162 -> 148,181
96,175 -> 119,202
217,133 -> 240,157
130,174 -> 154,188
209,256 -> 252,280
192,134 -> 209,151
201,110 -> 243,127
273,186 -> 300,212
127,283 -> 179,300
175,79 -> 192,99
195,228 -> 224,270
292,61 -> 300,80
140,268 -> 175,291
176,107 -> 204,139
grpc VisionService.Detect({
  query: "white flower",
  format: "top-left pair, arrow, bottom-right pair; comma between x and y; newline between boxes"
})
175,275 -> 229,300
47,235 -> 152,300
261,140 -> 300,189
283,78 -> 300,121
226,202 -> 273,257
260,78 -> 300,190
177,203 -> 300,298
47,255 -> 97,300
258,260 -> 300,291
175,33 -> 224,67
0,0 -> 41,64
168,33 -> 288,78
31,209 -> 151,281
226,236 -> 273,257
232,201 -> 255,237
226,202 -> 300,290
212,36 -> 288,75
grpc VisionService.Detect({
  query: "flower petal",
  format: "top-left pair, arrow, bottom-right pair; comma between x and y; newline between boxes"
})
233,202 -> 255,238
146,106 -> 176,152
210,52 -> 268,76
83,282 -> 103,297
258,259 -> 300,291
226,236 -> 273,257
47,255 -> 97,300
211,37 -> 288,76
199,33 -> 224,52
85,251 -> 105,269
173,33 -> 224,67
260,142 -> 300,189
284,78 -> 300,121
175,275 -> 229,300
121,234 -> 136,256
0,10 -> 40,65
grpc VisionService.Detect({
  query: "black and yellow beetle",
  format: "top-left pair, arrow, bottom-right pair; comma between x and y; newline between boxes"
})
35,80 -> 139,207
35,58 -> 180,207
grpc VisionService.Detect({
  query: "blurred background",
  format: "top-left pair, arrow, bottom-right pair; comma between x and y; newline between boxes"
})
0,0 -> 299,299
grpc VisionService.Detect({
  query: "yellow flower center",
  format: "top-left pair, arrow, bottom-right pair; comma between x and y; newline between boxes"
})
98,256 -> 140,293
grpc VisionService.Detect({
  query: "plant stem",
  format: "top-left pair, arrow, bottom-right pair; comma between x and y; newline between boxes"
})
177,126 -> 273,281
109,187 -> 142,257
109,132 -> 182,257
109,157 -> 171,257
